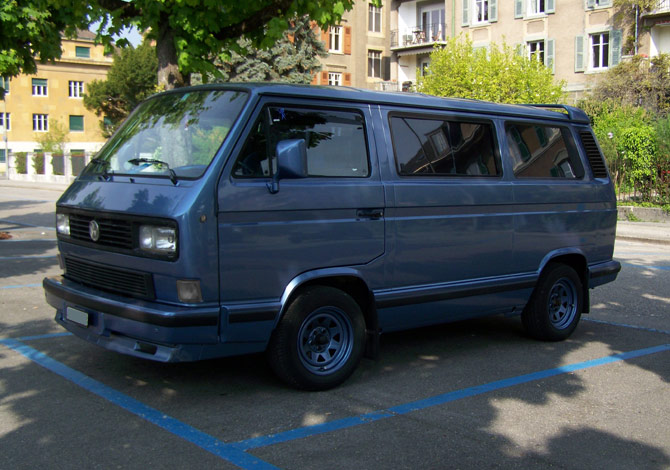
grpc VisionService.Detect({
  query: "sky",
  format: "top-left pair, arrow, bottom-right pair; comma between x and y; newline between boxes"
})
89,21 -> 143,47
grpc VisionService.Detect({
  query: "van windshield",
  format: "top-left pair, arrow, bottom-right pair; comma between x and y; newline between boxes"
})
83,89 -> 248,180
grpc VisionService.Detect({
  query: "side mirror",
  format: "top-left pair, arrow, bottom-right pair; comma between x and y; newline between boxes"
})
267,139 -> 307,194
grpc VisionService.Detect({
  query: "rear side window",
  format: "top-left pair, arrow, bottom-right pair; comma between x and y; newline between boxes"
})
233,106 -> 369,178
506,123 -> 584,179
390,116 -> 500,176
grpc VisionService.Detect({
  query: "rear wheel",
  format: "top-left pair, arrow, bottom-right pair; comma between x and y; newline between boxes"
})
522,263 -> 583,341
267,286 -> 366,390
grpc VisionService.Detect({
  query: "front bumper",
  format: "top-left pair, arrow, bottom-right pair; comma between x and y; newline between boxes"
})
44,275 -> 222,362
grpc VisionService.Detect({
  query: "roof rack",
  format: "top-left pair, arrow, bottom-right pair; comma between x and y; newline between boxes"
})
523,104 -> 590,124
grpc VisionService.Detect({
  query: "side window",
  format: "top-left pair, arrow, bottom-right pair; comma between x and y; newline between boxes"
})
390,116 -> 500,176
232,107 -> 370,178
506,123 -> 584,179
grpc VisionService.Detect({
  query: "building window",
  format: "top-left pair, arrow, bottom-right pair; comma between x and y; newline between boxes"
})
474,0 -> 489,24
69,81 -> 84,98
69,115 -> 84,132
33,114 -> 48,132
328,72 -> 342,86
368,4 -> 382,33
591,32 -> 609,69
329,26 -> 343,53
587,0 -> 612,8
0,113 -> 9,131
528,40 -> 545,62
529,0 -> 545,15
368,50 -> 382,78
1,77 -> 9,94
75,46 -> 91,58
32,78 -> 48,96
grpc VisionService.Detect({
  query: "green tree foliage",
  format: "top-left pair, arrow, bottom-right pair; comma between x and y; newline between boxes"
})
217,16 -> 327,84
0,0 -> 377,93
36,118 -> 69,154
416,36 -> 565,104
582,100 -> 656,192
588,54 -> 670,116
83,42 -> 158,137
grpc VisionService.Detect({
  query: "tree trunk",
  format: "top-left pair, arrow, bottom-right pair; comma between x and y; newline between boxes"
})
157,18 -> 185,90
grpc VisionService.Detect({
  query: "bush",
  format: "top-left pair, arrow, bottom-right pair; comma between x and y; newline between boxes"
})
15,152 -> 27,174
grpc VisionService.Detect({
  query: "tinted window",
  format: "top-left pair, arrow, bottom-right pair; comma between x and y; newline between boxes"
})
390,116 -> 500,176
507,124 -> 584,179
233,107 -> 369,178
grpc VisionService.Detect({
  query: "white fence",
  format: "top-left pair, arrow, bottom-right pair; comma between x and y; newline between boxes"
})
4,152 -> 92,184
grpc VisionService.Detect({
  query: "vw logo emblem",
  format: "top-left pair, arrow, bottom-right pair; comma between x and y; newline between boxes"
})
89,220 -> 100,242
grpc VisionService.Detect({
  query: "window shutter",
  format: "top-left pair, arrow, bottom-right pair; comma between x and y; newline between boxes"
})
610,29 -> 622,66
311,73 -> 319,85
575,35 -> 585,72
344,26 -> 352,55
321,71 -> 329,84
515,0 -> 524,19
462,0 -> 469,27
321,28 -> 329,45
343,73 -> 352,86
586,0 -> 596,9
546,39 -> 555,74
489,0 -> 498,22
546,0 -> 555,13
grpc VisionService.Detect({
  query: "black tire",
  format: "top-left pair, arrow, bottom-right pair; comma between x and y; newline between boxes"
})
267,286 -> 366,391
522,263 -> 583,342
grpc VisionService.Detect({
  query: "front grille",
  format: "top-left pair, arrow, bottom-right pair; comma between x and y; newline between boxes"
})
64,256 -> 155,300
69,213 -> 133,249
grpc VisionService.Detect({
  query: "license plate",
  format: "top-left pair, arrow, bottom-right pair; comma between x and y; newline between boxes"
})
65,307 -> 89,327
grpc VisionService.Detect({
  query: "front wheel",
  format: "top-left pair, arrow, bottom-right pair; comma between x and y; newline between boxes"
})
522,263 -> 583,342
267,286 -> 366,391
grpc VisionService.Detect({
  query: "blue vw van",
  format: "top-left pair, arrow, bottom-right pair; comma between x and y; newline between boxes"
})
44,84 -> 621,390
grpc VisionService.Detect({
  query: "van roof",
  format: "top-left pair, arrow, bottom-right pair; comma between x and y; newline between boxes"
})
165,83 -> 592,124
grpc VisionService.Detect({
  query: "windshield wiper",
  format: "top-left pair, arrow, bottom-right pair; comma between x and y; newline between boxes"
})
91,157 -> 113,181
127,158 -> 178,185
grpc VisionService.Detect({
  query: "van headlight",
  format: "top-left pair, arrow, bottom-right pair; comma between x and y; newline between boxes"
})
139,225 -> 176,254
56,213 -> 70,235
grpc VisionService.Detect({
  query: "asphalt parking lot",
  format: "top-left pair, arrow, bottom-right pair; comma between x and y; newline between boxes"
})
1,183 -> 669,470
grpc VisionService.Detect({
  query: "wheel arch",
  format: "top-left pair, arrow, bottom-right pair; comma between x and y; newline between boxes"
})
537,249 -> 590,313
277,268 -> 379,356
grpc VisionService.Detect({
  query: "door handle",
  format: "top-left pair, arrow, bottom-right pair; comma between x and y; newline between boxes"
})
357,209 -> 384,220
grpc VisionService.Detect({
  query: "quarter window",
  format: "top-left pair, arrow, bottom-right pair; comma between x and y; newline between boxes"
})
233,107 -> 370,178
391,116 -> 500,176
506,123 -> 584,178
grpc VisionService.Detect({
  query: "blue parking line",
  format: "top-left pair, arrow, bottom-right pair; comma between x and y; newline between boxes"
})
0,283 -> 42,289
621,262 -> 670,271
0,338 -> 279,470
0,255 -> 57,260
3,334 -> 669,468
234,343 -> 670,451
584,318 -> 670,336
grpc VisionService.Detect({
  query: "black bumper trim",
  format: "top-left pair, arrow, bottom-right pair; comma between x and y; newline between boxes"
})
43,276 -> 218,328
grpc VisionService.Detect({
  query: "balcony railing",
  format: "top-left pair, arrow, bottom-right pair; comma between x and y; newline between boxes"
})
642,0 -> 670,15
391,23 -> 446,49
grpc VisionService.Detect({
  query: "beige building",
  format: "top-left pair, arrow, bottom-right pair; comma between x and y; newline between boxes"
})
312,1 -> 396,90
1,30 -> 112,168
389,0 -> 670,102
